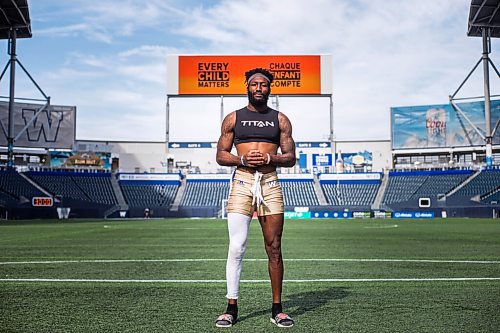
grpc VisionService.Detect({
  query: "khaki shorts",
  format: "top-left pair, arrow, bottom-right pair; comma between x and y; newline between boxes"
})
227,169 -> 284,217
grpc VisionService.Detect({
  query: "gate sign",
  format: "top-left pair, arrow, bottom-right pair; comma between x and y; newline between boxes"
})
0,102 -> 76,149
167,55 -> 332,95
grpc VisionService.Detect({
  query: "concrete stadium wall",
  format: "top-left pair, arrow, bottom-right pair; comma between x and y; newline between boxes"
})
76,139 -> 392,173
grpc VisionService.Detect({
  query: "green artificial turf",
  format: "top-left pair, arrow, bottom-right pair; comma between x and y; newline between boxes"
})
0,218 -> 499,332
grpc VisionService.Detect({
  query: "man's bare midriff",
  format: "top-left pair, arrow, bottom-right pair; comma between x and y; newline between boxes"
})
236,142 -> 278,173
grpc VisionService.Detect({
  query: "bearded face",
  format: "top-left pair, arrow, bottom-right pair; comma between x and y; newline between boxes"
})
247,87 -> 270,107
247,74 -> 271,108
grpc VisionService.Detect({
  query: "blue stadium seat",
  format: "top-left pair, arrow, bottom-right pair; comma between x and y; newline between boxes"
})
0,170 -> 45,201
322,182 -> 379,206
72,174 -> 117,205
180,181 -> 229,207
382,170 -> 473,204
409,173 -> 471,200
0,191 -> 18,206
281,181 -> 319,206
120,183 -> 178,207
26,171 -> 117,205
452,169 -> 500,199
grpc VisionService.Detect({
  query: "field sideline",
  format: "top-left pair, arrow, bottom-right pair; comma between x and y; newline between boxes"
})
1,218 -> 499,332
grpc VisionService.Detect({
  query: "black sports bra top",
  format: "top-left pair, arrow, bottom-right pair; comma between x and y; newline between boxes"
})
233,107 -> 280,145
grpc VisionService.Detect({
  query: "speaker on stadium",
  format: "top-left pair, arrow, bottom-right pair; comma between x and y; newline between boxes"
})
419,197 -> 431,208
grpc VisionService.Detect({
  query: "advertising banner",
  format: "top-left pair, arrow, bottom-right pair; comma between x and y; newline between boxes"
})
391,100 -> 500,149
50,151 -> 111,170
353,211 -> 371,218
334,151 -> 373,172
167,55 -> 332,95
284,211 -> 312,219
311,211 -> 352,218
393,212 -> 435,218
373,211 -> 392,219
0,102 -> 76,149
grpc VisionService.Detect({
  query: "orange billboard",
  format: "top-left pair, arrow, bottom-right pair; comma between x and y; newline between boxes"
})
167,55 -> 331,95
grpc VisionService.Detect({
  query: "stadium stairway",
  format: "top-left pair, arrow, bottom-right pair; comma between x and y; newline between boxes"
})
18,172 -> 56,201
313,174 -> 328,205
110,175 -> 128,212
169,177 -> 186,211
371,171 -> 389,210
444,169 -> 481,198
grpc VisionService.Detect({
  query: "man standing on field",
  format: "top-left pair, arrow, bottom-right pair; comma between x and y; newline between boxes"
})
215,68 -> 296,328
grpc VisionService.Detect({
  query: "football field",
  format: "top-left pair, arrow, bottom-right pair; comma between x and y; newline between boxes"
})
1,218 -> 499,332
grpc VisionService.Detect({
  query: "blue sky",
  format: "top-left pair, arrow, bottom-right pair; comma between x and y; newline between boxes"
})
3,0 -> 499,142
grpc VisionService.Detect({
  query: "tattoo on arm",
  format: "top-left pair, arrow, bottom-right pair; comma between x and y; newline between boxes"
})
270,113 -> 296,167
216,112 -> 240,166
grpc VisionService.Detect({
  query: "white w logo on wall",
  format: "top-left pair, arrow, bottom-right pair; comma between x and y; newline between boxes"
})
0,101 -> 76,149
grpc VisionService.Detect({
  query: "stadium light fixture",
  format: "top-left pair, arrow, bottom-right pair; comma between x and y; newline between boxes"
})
0,0 -> 51,169
450,0 -> 500,167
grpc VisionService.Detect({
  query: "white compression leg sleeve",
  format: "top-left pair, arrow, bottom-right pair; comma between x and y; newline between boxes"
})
226,212 -> 252,299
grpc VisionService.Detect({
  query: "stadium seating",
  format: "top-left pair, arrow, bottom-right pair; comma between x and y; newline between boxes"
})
5,166 -> 498,218
27,172 -> 90,201
281,181 -> 319,206
0,170 -> 45,201
382,174 -> 428,204
322,182 -> 379,206
120,183 -> 178,207
179,177 -> 319,208
71,174 -> 117,205
382,170 -> 473,204
409,172 -> 472,200
451,169 -> 500,199
180,181 -> 229,207
318,173 -> 382,207
26,171 -> 117,205
0,191 -> 18,206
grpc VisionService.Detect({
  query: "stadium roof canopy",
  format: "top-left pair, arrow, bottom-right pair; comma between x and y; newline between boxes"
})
468,0 -> 500,38
0,0 -> 31,39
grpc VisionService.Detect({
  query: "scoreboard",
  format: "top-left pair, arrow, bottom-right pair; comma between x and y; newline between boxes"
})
32,197 -> 53,207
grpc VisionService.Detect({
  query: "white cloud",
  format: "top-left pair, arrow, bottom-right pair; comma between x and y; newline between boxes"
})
118,45 -> 175,59
32,0 -> 188,43
36,23 -> 90,37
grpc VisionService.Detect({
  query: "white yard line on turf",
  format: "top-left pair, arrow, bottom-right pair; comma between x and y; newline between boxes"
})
0,277 -> 499,283
0,258 -> 499,265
